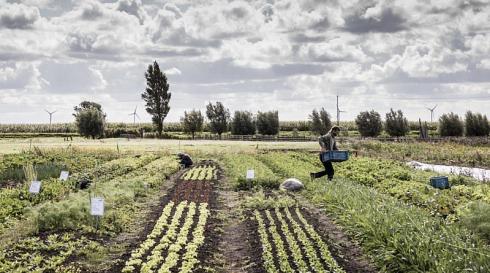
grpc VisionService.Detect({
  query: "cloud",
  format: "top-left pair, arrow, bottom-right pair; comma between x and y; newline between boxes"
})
116,0 -> 148,24
344,8 -> 407,33
0,3 -> 40,29
164,67 -> 182,75
0,62 -> 48,90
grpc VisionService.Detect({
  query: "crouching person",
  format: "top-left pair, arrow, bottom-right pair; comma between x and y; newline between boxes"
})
177,153 -> 193,168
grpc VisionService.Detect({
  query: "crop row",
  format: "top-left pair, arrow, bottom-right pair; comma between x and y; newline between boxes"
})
123,200 -> 209,273
0,233 -> 102,273
220,153 -> 280,189
0,154 -> 160,233
181,165 -> 217,181
254,208 -> 344,273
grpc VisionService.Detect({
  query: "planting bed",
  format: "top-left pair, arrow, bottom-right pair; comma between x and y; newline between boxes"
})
253,207 -> 345,273
120,162 -> 219,273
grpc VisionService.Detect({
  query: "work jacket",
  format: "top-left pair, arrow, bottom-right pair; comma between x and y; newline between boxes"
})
319,132 -> 337,151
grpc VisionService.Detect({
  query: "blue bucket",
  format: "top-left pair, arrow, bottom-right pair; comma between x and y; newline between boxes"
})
321,151 -> 349,162
430,176 -> 450,189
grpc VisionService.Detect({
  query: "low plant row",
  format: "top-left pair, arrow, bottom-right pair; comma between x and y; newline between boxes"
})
254,208 -> 344,273
0,233 -> 102,273
181,165 -> 217,181
123,201 -> 209,273
0,154 -> 161,234
220,153 -> 280,189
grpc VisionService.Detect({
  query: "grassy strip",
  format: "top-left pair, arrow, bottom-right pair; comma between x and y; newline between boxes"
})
220,153 -> 280,189
305,179 -> 490,273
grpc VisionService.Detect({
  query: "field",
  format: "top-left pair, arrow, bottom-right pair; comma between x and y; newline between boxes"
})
0,137 -> 489,273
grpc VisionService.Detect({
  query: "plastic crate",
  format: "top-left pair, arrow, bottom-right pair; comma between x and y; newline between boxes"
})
321,151 -> 349,162
430,176 -> 450,189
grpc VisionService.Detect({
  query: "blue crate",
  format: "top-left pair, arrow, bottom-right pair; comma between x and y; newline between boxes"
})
430,176 -> 450,189
321,151 -> 349,162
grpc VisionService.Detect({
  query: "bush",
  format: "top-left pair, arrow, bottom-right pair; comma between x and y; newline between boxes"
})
73,101 -> 106,139
231,111 -> 255,135
439,112 -> 464,137
355,110 -> 383,137
385,108 -> 409,137
465,111 -> 490,136
256,111 -> 279,135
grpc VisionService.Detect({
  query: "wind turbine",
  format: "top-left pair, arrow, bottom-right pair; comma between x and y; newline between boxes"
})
336,95 -> 346,126
129,106 -> 140,124
45,109 -> 57,125
426,105 -> 437,123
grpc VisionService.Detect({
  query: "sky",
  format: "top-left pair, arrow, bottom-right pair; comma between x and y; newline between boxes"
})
0,0 -> 489,124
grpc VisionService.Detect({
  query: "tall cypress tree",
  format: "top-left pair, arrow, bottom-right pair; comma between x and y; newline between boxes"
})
142,61 -> 171,137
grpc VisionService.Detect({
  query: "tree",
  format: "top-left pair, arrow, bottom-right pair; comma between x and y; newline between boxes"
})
385,108 -> 409,137
181,110 -> 204,139
256,110 -> 279,135
73,101 -> 106,139
439,112 -> 464,137
465,111 -> 490,136
231,111 -> 255,135
141,61 -> 171,138
206,102 -> 230,139
309,107 -> 332,135
355,110 -> 382,137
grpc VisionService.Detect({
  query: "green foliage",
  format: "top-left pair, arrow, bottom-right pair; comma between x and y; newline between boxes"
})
141,61 -> 172,137
206,101 -> 230,138
241,190 -> 297,209
306,179 -> 490,273
385,108 -> 409,137
220,153 -> 280,189
460,201 -> 490,241
230,111 -> 255,135
355,110 -> 383,137
73,101 -> 106,139
309,108 -> 332,135
256,110 -> 279,135
439,112 -> 464,137
465,111 -> 490,137
181,109 -> 204,139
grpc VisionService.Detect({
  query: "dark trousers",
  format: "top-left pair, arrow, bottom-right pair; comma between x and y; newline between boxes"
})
313,154 -> 334,180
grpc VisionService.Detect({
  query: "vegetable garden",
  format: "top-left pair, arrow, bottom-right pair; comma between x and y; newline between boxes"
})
0,140 -> 489,273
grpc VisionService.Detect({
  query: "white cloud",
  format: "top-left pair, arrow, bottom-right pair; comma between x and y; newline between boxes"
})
164,67 -> 182,75
0,3 -> 40,29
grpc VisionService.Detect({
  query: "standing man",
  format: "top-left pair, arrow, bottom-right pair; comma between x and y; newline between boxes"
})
310,126 -> 341,181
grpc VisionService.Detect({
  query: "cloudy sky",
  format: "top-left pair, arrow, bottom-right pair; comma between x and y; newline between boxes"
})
0,0 -> 489,124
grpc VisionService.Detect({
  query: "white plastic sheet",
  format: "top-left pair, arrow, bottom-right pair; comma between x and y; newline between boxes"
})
407,161 -> 490,182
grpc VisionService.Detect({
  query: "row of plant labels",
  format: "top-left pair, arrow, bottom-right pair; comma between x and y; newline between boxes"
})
28,170 -> 104,216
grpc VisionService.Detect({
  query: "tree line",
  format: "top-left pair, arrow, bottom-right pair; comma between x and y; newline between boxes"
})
72,61 -> 490,139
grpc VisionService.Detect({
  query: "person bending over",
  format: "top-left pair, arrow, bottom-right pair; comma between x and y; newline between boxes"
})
310,126 -> 341,181
177,153 -> 193,168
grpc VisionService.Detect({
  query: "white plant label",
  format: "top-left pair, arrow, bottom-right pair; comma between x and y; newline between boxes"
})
59,171 -> 69,181
29,181 -> 41,194
246,169 -> 255,180
91,197 -> 105,216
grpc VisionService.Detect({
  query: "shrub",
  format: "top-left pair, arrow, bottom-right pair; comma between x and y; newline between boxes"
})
385,108 -> 409,137
355,110 -> 383,137
439,112 -> 464,137
465,111 -> 490,136
73,101 -> 106,139
256,111 -> 279,135
231,111 -> 255,135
